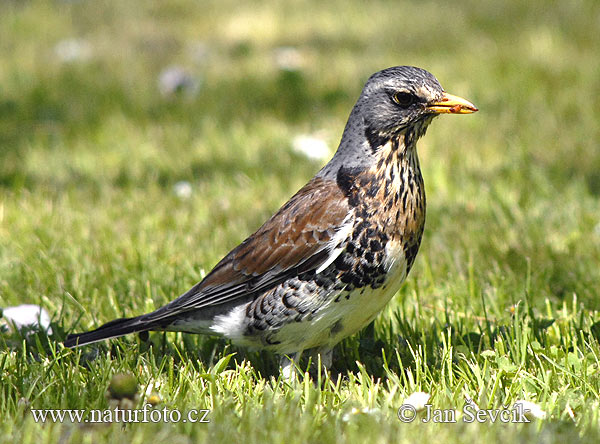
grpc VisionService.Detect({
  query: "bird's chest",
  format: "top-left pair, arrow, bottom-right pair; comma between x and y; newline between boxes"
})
299,159 -> 426,347
344,149 -> 426,279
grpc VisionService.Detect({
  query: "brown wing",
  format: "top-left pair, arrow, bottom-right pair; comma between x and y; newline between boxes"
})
145,176 -> 351,322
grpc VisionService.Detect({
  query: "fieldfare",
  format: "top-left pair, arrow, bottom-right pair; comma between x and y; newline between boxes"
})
65,66 -> 477,377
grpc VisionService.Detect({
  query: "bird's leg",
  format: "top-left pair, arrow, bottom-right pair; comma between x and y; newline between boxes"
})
303,347 -> 333,377
280,351 -> 302,381
315,348 -> 333,370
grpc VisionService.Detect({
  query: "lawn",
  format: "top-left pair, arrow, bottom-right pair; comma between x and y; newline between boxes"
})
1,0 -> 600,442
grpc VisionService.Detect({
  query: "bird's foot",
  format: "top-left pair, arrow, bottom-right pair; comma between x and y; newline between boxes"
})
309,348 -> 334,381
279,351 -> 302,382
315,348 -> 333,370
279,348 -> 334,382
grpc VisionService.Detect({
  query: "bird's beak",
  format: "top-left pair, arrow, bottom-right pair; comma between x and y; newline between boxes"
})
427,92 -> 478,114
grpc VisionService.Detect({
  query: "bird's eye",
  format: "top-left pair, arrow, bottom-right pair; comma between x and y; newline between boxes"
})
393,92 -> 415,107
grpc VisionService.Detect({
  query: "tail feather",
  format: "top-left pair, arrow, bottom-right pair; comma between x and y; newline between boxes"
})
64,316 -> 153,348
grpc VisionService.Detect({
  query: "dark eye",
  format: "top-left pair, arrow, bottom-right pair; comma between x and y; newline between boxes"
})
393,92 -> 415,107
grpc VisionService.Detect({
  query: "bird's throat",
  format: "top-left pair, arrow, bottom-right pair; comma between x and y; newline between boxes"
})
371,133 -> 425,225
336,129 -> 426,254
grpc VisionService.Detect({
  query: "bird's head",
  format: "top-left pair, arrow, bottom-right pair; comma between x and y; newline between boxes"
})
320,66 -> 478,176
356,66 -> 478,147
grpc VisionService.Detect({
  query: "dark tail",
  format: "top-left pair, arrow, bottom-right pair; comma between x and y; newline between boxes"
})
64,315 -> 155,348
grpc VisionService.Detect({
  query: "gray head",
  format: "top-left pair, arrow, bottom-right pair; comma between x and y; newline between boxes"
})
360,66 -> 444,137
319,66 -> 477,176
358,66 -> 478,142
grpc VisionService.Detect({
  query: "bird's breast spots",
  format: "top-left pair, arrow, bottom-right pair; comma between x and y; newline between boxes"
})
403,228 -> 424,273
369,142 -> 407,200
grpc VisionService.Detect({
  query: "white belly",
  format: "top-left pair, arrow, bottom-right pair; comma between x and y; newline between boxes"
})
264,241 -> 408,353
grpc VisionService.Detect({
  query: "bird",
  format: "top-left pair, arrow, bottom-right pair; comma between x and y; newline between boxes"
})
64,66 -> 477,377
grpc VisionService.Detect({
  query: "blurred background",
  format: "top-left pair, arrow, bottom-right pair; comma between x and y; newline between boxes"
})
0,0 -> 599,333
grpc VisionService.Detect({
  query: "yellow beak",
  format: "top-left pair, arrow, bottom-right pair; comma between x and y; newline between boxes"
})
427,92 -> 478,114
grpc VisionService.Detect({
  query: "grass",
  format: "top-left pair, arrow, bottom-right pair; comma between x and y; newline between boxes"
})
1,0 -> 600,442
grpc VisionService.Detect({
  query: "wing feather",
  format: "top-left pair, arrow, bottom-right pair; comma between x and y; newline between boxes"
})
144,176 -> 352,323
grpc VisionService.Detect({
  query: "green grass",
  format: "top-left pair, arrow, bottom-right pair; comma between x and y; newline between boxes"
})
1,0 -> 600,442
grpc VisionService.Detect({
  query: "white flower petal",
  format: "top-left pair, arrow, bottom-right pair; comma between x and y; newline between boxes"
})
292,135 -> 330,161
2,304 -> 52,334
54,38 -> 92,63
158,66 -> 200,97
341,406 -> 380,422
173,181 -> 193,199
514,400 -> 547,420
402,392 -> 431,411
273,47 -> 304,71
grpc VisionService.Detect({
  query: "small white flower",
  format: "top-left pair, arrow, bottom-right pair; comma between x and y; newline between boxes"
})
292,134 -> 330,161
54,38 -> 92,63
594,222 -> 600,237
1,304 -> 52,334
273,47 -> 304,71
514,400 -> 547,420
341,406 -> 380,422
143,378 -> 165,397
173,181 -> 193,199
402,392 -> 431,411
144,381 -> 163,405
158,66 -> 200,97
